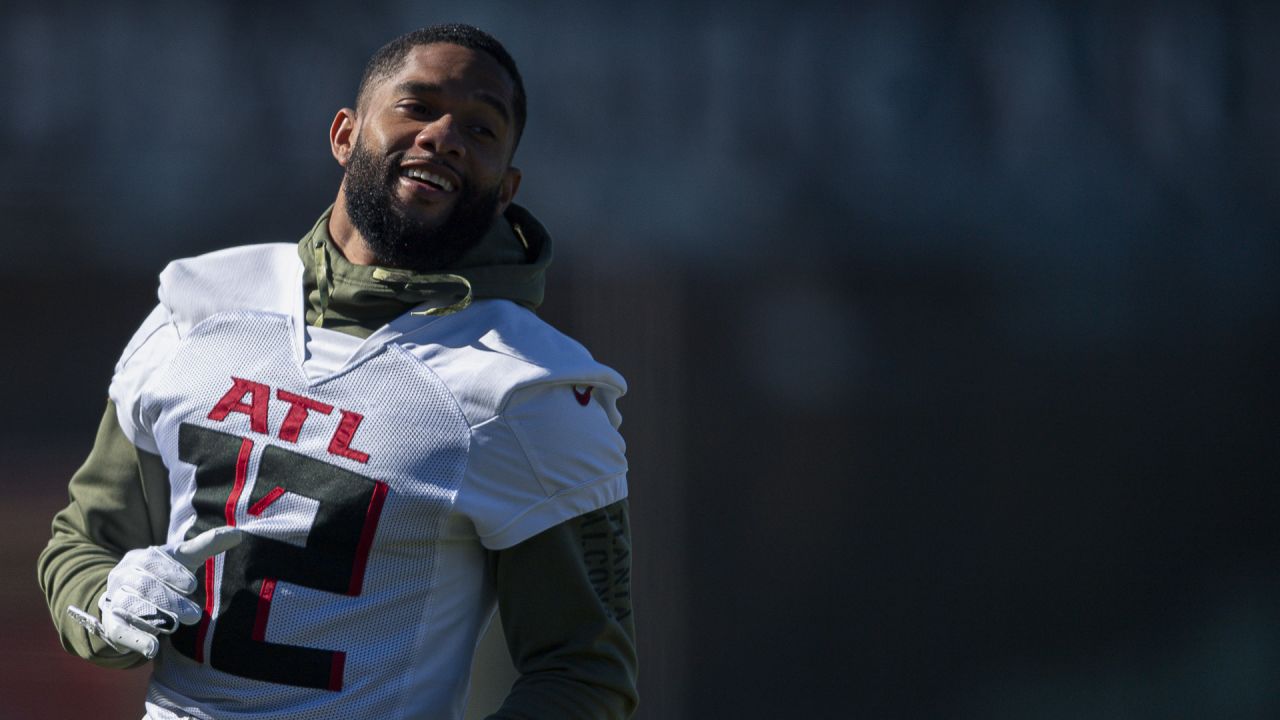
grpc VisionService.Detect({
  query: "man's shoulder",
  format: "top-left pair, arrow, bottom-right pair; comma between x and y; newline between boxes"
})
432,300 -> 610,376
157,243 -> 300,334
410,300 -> 627,424
160,242 -> 298,286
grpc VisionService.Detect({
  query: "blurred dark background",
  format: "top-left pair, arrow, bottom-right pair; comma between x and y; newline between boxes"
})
2,1 -> 1277,718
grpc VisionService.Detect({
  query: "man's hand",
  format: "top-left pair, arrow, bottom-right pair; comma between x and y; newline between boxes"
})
71,526 -> 244,659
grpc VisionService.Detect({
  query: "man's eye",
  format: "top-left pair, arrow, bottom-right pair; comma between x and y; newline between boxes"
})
470,125 -> 495,138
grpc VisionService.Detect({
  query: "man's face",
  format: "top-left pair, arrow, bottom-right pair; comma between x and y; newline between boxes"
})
339,43 -> 520,271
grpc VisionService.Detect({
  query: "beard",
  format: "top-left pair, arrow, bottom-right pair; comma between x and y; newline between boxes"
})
342,136 -> 502,272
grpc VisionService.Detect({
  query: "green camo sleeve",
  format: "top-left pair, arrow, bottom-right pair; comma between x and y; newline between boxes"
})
36,400 -> 171,668
486,500 -> 639,719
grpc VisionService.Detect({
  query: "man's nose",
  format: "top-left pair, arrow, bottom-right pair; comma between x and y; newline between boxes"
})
415,115 -> 465,157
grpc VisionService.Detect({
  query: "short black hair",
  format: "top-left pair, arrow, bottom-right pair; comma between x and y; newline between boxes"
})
355,24 -> 527,151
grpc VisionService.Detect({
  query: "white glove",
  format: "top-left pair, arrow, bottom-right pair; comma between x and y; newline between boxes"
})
75,526 -> 244,658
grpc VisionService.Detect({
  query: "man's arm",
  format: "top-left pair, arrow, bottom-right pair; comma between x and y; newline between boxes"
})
36,400 -> 171,668
487,500 -> 638,720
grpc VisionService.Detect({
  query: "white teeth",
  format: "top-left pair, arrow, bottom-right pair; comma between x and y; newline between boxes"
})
402,167 -> 454,191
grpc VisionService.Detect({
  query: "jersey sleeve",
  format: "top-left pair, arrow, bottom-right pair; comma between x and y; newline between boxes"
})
457,381 -> 628,550
108,303 -> 180,454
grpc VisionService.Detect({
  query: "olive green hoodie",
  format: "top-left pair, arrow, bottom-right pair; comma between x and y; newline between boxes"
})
300,202 -> 553,334
37,206 -> 638,719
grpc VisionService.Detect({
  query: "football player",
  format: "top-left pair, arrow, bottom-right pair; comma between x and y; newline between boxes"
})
39,24 -> 637,719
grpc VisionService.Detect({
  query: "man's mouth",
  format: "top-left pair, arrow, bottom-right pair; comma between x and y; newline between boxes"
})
400,166 -> 457,193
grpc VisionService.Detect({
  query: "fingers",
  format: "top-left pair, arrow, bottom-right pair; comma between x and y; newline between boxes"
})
92,527 -> 244,659
116,576 -> 203,626
100,609 -> 160,659
133,547 -> 198,594
171,526 -> 244,571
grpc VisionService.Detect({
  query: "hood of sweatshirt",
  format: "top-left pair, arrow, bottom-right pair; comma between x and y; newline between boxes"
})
298,203 -> 553,337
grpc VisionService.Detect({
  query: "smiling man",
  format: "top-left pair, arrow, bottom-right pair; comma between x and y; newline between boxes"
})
336,40 -> 523,272
38,25 -> 637,720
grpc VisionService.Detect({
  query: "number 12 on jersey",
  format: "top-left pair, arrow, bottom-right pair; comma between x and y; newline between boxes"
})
172,423 -> 389,691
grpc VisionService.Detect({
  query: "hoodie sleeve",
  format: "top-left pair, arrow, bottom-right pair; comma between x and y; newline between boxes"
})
486,500 -> 639,719
36,400 -> 172,668
37,302 -> 177,667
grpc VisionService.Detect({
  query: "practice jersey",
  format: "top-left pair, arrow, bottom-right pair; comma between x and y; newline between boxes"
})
108,244 -> 628,720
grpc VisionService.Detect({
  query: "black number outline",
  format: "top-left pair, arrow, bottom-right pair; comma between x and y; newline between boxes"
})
173,423 -> 388,691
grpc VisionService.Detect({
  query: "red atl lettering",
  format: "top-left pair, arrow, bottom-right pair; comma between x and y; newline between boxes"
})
276,389 -> 334,442
328,411 -> 371,464
206,378 -> 373,463
208,378 -> 270,434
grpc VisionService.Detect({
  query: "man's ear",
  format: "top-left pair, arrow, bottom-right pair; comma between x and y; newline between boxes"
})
330,108 -> 358,167
496,167 -> 522,215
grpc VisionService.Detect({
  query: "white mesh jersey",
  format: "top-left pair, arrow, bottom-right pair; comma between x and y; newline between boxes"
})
107,244 -> 628,720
